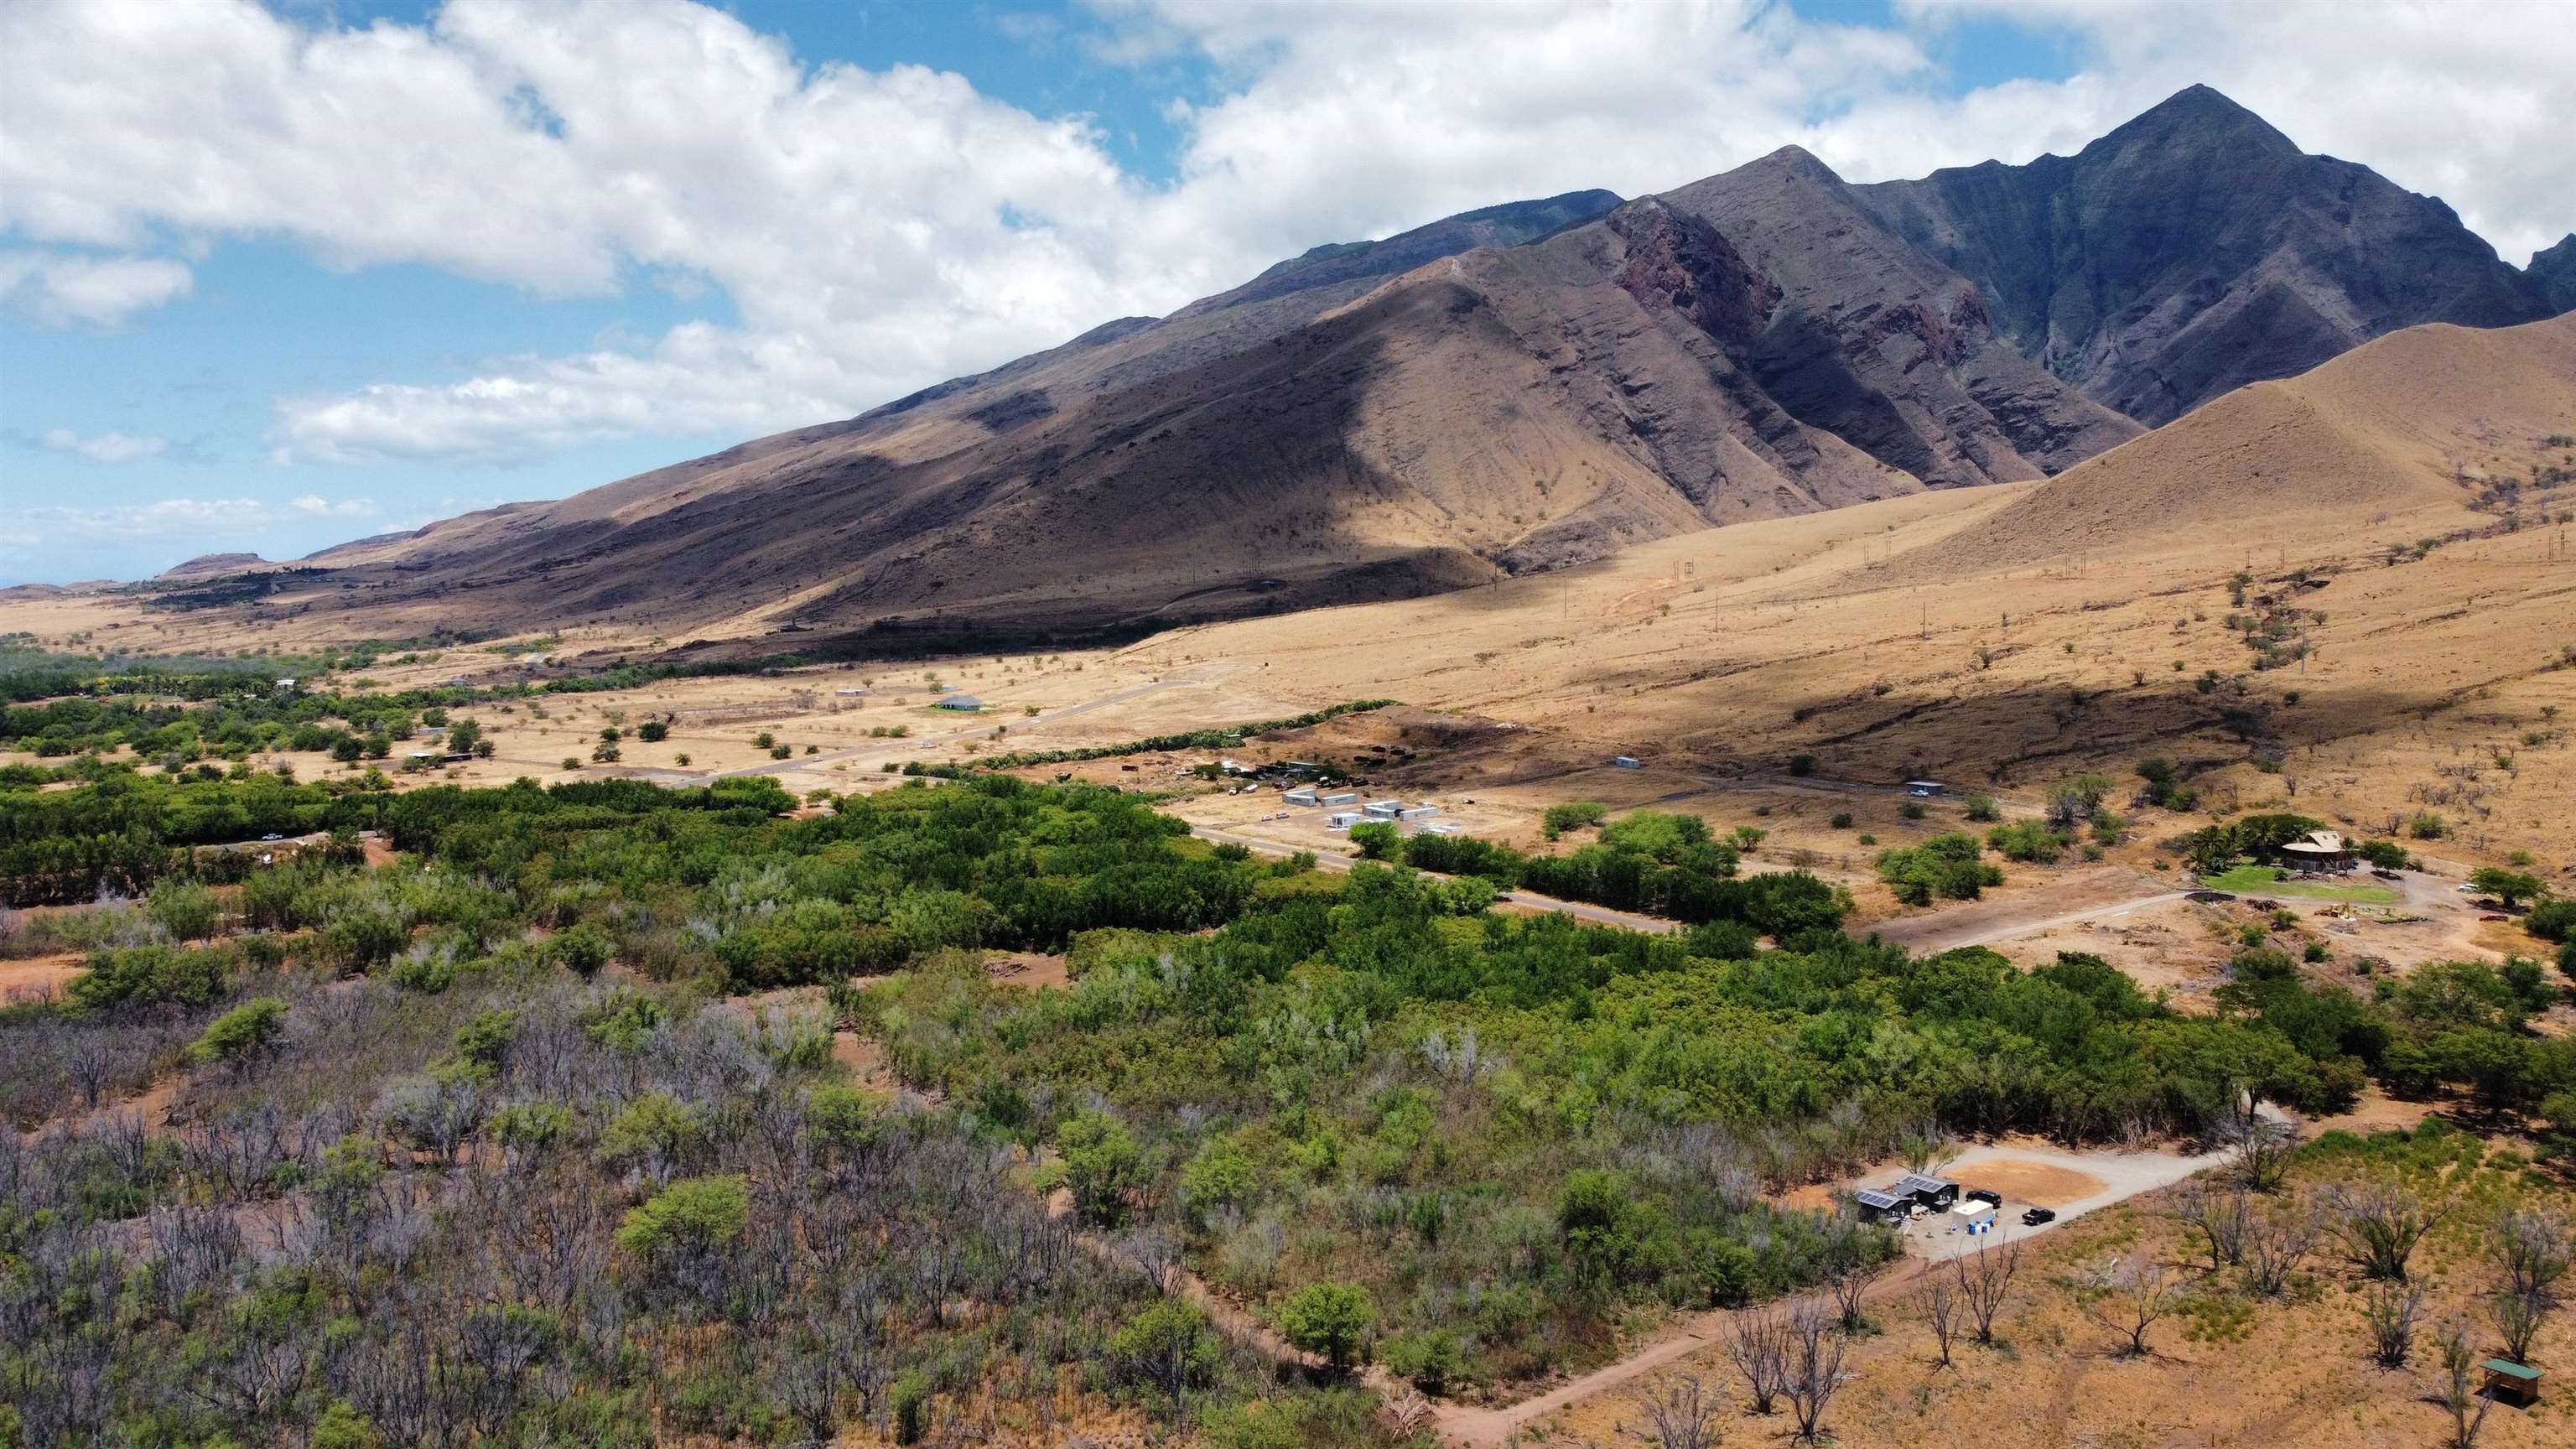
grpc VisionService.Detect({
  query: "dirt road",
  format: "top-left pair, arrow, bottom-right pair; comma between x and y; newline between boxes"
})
1865,867 -> 2184,953
1434,1132 -> 2236,1446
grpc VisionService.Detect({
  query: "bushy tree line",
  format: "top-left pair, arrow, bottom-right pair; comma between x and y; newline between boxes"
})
1384,809 -> 1852,937
970,699 -> 1399,771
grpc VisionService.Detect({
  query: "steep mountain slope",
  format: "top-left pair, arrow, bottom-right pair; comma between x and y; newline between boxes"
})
277,89 -> 2563,648
2529,234 -> 2576,313
1880,312 -> 2576,579
1852,86 -> 2558,424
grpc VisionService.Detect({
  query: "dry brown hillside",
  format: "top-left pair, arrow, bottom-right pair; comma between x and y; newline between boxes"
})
1886,313 -> 2576,579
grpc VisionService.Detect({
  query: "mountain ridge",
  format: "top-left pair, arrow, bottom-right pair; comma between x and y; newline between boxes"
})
260,86 -> 2567,647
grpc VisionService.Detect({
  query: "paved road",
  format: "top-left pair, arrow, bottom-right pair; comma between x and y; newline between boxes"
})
1188,825 -> 1681,934
706,670 -> 1208,781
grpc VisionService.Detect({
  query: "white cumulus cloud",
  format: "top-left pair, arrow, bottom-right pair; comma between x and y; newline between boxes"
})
0,496 -> 377,553
0,250 -> 193,327
39,428 -> 169,464
2,0 -> 2568,469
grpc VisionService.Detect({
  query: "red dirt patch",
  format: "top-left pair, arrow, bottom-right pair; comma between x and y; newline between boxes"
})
1957,1160 -> 2104,1208
0,953 -> 83,1001
986,951 -> 1071,989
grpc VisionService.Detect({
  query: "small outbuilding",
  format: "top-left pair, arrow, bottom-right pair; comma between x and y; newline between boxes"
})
1892,1173 -> 1960,1210
1951,1198 -> 1997,1233
933,694 -> 984,711
1852,1188 -> 1909,1225
1362,799 -> 1403,818
1905,780 -> 1948,797
1318,791 -> 1358,806
1283,787 -> 1318,806
2482,1358 -> 2542,1407
1613,756 -> 1642,769
1324,812 -> 1362,831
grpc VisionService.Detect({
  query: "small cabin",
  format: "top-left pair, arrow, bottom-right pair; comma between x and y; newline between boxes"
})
2482,1358 -> 2541,1407
1852,1188 -> 1909,1225
1324,812 -> 1362,831
1892,1173 -> 1959,1210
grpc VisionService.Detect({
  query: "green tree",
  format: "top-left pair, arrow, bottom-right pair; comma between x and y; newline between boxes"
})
1180,1140 -> 1261,1219
1348,821 -> 1398,860
549,922 -> 614,976
1055,1109 -> 1145,1226
636,719 -> 669,742
1276,1280 -> 1374,1372
615,1174 -> 750,1258
188,997 -> 289,1064
2470,867 -> 2543,909
1108,1301 -> 1221,1415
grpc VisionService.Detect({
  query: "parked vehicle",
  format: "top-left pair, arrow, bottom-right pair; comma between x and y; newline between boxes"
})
2020,1207 -> 2056,1226
1964,1188 -> 2002,1208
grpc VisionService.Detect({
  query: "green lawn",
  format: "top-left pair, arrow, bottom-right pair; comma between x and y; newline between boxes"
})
2199,863 -> 2400,904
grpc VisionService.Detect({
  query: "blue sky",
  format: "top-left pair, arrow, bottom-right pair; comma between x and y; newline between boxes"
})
3,0 -> 2566,585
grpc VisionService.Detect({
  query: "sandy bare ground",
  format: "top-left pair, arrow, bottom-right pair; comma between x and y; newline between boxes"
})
1866,868 -> 2185,953
0,953 -> 83,1001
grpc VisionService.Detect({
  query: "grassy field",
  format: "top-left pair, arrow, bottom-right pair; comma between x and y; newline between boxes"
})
2200,863 -> 2400,903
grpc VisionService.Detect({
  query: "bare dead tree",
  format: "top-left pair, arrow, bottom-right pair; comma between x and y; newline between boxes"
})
2218,1106 -> 2300,1193
1727,1306 -> 1789,1415
2360,1280 -> 2426,1368
2241,1202 -> 2321,1297
1916,1271 -> 1964,1368
1628,1372 -> 1725,1449
2080,1254 -> 2184,1357
1826,1255 -> 1887,1332
2433,1317 -> 2493,1449
2171,1180 -> 2252,1272
2491,1207 -> 2573,1301
2490,1285 -> 2552,1366
1780,1301 -> 1850,1442
2322,1182 -> 2449,1281
1954,1236 -> 2022,1343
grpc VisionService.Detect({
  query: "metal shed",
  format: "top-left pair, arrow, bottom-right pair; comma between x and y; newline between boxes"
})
1892,1173 -> 1959,1209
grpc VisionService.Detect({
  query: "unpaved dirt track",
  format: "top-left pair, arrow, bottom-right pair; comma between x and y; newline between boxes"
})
1864,867 -> 2184,953
1432,1131 -> 2238,1445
